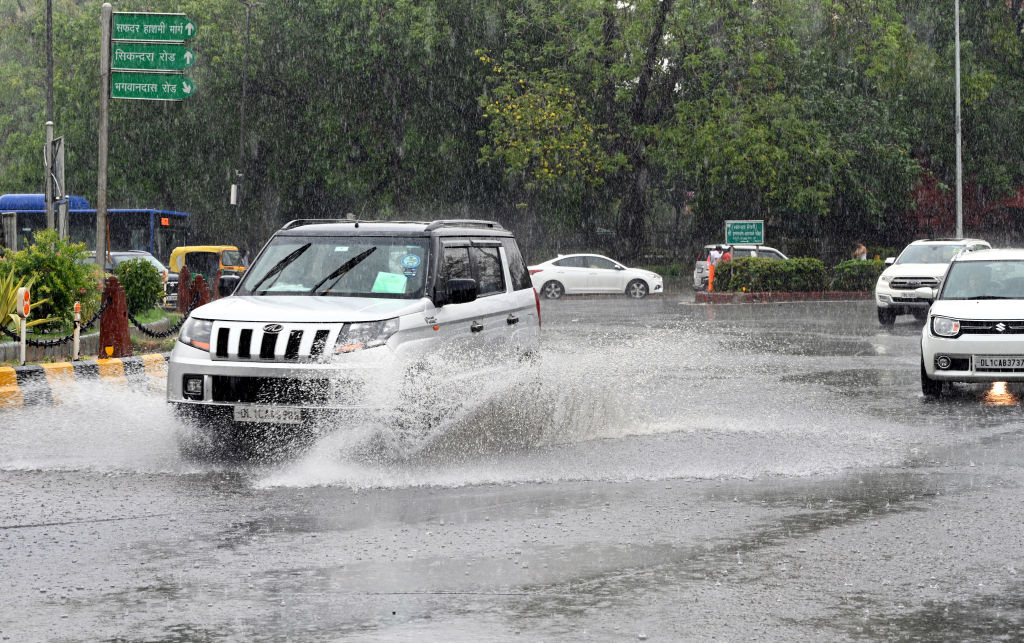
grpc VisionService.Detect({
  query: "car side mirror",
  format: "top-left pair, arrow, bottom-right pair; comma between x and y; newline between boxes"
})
884,257 -> 895,266
436,278 -> 477,306
915,286 -> 937,300
219,274 -> 241,297
615,265 -> 625,270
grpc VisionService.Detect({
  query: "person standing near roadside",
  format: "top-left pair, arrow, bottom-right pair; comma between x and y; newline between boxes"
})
852,241 -> 868,261
721,246 -> 733,262
708,245 -> 723,291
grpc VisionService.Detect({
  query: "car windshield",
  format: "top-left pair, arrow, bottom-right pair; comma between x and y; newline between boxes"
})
941,260 -> 1024,300
897,244 -> 965,264
236,235 -> 429,298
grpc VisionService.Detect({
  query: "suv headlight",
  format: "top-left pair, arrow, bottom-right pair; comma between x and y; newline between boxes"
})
931,316 -> 960,338
179,317 -> 214,351
336,318 -> 399,353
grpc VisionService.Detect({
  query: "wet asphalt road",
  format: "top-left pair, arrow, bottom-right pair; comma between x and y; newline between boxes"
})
3,291 -> 1024,641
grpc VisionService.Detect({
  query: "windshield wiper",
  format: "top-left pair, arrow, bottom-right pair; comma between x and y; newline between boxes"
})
970,295 -> 1012,300
247,243 -> 311,294
310,247 -> 377,294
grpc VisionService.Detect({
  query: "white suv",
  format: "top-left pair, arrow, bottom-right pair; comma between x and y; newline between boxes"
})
920,248 -> 1024,397
168,219 -> 541,457
875,238 -> 990,326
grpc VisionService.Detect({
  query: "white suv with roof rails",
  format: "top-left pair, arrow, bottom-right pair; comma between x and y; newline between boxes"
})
692,244 -> 788,290
920,248 -> 1024,396
875,238 -> 990,326
167,219 -> 541,457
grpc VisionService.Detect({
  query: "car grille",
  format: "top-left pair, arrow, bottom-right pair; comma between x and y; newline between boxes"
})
959,320 -> 1024,335
212,323 -> 339,362
210,375 -> 363,404
890,277 -> 939,290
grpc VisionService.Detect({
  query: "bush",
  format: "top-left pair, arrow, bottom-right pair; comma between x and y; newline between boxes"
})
715,256 -> 826,292
114,258 -> 165,313
830,259 -> 884,291
3,230 -> 102,329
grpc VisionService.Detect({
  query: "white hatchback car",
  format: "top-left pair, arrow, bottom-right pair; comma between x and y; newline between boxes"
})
529,253 -> 663,299
876,238 -> 990,326
920,248 -> 1024,396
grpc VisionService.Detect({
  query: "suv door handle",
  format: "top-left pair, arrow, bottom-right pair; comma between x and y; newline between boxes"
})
470,321 -> 484,333
506,314 -> 519,325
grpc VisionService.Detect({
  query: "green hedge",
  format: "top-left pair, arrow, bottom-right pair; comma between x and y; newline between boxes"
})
713,257 -> 881,292
114,258 -> 165,314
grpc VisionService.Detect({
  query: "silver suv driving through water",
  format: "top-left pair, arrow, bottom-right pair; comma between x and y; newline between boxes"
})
167,219 -> 541,458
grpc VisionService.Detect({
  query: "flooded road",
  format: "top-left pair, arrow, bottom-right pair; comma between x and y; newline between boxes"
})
3,297 -> 1023,641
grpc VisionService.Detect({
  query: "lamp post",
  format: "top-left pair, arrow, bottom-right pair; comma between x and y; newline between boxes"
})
954,0 -> 963,238
233,1 -> 261,226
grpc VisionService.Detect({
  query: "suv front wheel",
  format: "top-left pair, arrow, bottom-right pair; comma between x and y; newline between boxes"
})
877,307 -> 896,327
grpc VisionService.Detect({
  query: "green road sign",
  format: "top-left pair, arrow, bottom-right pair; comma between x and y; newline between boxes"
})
112,12 -> 197,42
112,43 -> 196,72
111,71 -> 196,101
725,220 -> 764,245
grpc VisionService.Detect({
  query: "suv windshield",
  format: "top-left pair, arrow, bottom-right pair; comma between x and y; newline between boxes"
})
897,244 -> 965,264
941,260 -> 1024,300
237,235 -> 429,298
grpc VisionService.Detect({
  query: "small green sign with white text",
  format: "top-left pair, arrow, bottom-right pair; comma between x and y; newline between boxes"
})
725,220 -> 764,245
112,13 -> 196,42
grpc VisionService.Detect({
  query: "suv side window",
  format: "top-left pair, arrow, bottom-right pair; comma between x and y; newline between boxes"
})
441,246 -> 471,282
472,246 -> 505,296
502,238 -> 532,291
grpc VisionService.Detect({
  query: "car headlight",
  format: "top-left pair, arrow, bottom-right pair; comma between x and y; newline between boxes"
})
931,316 -> 960,338
179,317 -> 214,351
336,318 -> 399,353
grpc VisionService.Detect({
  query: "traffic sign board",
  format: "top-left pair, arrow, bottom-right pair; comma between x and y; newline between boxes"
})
111,71 -> 196,101
112,42 -> 196,71
112,12 -> 196,42
725,220 -> 764,245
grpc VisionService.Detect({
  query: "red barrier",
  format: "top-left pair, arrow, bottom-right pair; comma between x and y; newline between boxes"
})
98,276 -> 132,358
193,275 -> 211,307
177,266 -> 192,314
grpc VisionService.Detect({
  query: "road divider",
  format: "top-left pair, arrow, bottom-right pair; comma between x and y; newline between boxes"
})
0,353 -> 168,408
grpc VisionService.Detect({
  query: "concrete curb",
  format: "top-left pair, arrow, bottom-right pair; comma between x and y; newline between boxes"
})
0,353 -> 169,408
695,290 -> 873,304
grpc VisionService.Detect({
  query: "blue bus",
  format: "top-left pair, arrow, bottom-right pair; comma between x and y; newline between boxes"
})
0,194 -> 189,265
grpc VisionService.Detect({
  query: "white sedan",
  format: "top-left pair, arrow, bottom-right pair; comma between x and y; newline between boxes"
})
529,254 -> 663,299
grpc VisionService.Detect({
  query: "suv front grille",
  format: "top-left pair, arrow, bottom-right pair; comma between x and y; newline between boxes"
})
212,324 -> 339,362
890,277 -> 939,290
959,320 -> 1024,335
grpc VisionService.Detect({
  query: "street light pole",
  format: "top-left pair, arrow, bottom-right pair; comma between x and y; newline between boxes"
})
954,0 -> 963,238
234,1 -> 259,228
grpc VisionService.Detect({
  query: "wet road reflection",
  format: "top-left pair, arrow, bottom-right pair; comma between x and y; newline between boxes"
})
2,298 -> 1023,640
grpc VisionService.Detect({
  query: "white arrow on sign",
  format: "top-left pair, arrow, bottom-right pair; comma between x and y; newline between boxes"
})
182,81 -> 193,95
186,23 -> 195,36
184,51 -> 193,65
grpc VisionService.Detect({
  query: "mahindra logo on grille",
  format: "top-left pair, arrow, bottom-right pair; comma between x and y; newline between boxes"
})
263,323 -> 284,334
996,322 -> 1007,333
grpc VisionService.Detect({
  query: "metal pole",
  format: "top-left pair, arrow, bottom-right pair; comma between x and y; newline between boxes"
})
97,4 -> 111,265
954,0 -> 963,238
45,120 -> 54,229
236,1 -> 255,228
20,317 -> 27,366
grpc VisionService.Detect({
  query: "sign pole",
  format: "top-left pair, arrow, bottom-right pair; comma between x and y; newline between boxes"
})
96,3 -> 111,267
45,120 -> 54,229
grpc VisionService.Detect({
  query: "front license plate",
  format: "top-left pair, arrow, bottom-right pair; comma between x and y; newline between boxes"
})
975,356 -> 1024,369
233,405 -> 302,424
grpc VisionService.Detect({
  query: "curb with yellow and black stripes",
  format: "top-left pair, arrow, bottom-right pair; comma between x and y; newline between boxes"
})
0,353 -> 169,408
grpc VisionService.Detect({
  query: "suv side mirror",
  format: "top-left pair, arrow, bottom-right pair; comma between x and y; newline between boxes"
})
219,274 -> 241,297
884,257 -> 895,266
435,278 -> 477,306
915,286 -> 937,300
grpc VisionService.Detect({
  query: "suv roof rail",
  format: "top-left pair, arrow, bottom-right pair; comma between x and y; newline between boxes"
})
424,219 -> 504,231
281,218 -> 355,229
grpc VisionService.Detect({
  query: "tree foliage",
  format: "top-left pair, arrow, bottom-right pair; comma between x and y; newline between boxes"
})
2,0 -> 1024,263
